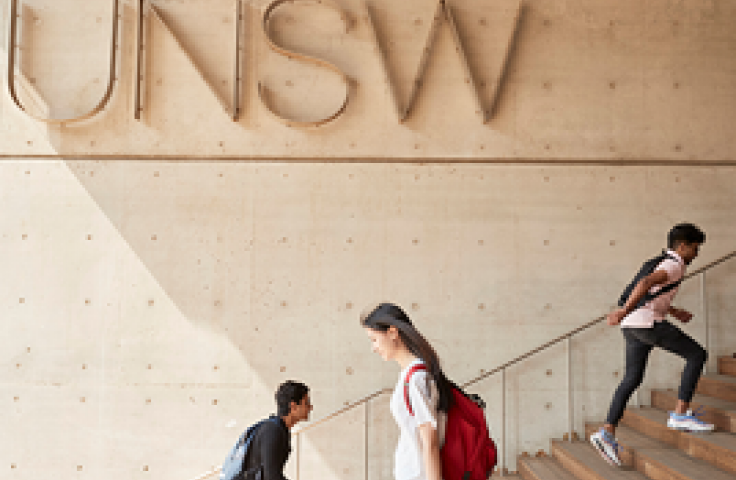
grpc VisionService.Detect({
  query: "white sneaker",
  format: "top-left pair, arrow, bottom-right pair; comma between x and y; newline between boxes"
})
590,428 -> 622,467
667,408 -> 715,432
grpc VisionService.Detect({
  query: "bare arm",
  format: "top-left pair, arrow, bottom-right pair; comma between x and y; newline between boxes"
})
668,306 -> 693,323
608,270 -> 669,325
418,423 -> 442,480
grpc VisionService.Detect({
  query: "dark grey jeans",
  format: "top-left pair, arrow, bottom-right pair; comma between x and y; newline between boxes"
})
605,320 -> 707,426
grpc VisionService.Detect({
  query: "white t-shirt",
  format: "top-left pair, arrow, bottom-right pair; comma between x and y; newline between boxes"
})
620,250 -> 686,328
390,359 -> 447,480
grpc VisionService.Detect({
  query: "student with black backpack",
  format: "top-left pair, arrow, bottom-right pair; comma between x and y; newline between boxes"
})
221,381 -> 312,480
361,303 -> 496,480
590,224 -> 713,468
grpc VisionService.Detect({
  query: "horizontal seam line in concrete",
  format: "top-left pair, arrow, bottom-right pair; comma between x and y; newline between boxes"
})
3,156 -> 736,166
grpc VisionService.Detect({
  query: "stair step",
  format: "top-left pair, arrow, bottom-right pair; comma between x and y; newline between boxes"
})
620,407 -> 680,443
584,423 -> 736,480
696,374 -> 736,402
632,447 -> 735,480
551,440 -> 648,480
651,389 -> 736,433
620,407 -> 736,474
519,457 -> 579,480
719,356 -> 736,377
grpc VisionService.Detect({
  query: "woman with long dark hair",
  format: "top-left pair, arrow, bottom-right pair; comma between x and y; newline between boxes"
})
361,303 -> 453,480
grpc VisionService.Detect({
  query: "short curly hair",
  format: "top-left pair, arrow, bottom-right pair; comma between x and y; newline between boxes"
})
668,223 -> 705,249
275,381 -> 309,417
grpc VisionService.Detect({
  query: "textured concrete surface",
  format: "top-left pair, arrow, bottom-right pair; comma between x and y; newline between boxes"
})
0,0 -> 735,159
1,1 -> 736,480
1,161 -> 735,480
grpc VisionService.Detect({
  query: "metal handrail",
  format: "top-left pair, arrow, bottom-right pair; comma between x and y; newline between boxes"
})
293,249 -> 736,430
295,388 -> 392,435
462,249 -> 736,388
191,248 -> 736,480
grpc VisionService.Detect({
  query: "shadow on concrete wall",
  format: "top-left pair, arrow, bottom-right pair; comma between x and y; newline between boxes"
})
60,159 -> 736,478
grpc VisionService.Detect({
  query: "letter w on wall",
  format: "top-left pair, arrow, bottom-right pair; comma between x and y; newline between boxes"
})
366,0 -> 522,124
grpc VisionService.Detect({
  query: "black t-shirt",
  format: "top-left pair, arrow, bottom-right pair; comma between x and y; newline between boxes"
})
243,416 -> 291,480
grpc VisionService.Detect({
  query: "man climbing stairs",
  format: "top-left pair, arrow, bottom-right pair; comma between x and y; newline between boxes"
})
518,355 -> 736,480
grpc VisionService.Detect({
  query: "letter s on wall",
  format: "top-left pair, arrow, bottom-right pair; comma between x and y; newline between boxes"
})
258,0 -> 353,128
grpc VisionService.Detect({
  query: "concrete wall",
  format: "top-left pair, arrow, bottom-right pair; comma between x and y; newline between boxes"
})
2,161 -> 735,480
1,1 -> 736,480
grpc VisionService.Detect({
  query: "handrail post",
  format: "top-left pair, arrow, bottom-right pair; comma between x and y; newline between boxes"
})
501,368 -> 506,476
701,272 -> 709,373
365,401 -> 369,480
295,433 -> 300,480
567,337 -> 573,441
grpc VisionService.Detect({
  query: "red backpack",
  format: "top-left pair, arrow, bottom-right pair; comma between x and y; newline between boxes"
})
404,364 -> 498,480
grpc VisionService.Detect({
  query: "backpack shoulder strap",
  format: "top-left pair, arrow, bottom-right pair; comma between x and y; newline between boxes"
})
403,363 -> 427,416
240,418 -> 268,447
641,253 -> 683,304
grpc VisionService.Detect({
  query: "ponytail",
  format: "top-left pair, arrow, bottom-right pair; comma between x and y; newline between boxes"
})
361,303 -> 453,412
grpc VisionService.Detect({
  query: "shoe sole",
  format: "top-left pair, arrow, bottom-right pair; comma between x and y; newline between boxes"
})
667,422 -> 715,433
590,436 -> 621,467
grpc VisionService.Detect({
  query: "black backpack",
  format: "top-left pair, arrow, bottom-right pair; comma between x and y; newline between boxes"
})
220,417 -> 279,480
618,251 -> 681,309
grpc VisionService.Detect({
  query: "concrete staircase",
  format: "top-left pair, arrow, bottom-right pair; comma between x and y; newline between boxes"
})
518,355 -> 736,480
